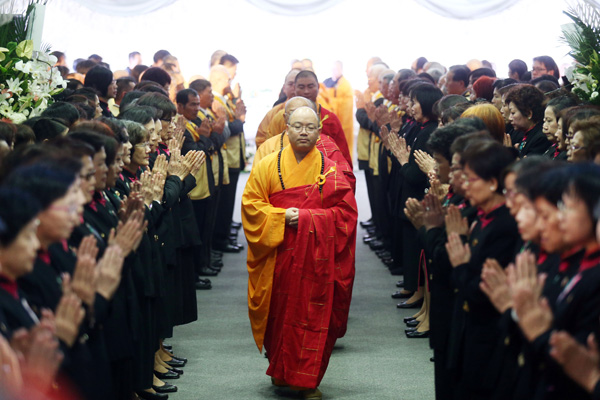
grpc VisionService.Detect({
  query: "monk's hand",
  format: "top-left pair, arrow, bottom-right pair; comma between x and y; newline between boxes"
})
285,207 -> 299,228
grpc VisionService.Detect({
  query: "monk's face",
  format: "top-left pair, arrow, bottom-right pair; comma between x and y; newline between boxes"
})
295,77 -> 319,103
287,108 -> 320,155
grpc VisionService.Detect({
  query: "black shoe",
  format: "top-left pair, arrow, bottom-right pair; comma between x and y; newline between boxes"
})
171,355 -> 187,364
376,250 -> 391,258
397,298 -> 424,309
136,390 -> 168,400
403,316 -> 416,323
369,240 -> 385,250
406,330 -> 430,338
230,227 -> 240,235
231,221 -> 242,229
165,358 -> 186,368
154,370 -> 179,380
360,219 -> 375,228
406,319 -> 419,327
153,383 -> 178,393
396,280 -> 404,288
195,280 -> 212,290
209,263 -> 222,272
391,290 -> 413,299
214,243 -> 243,253
197,267 -> 218,277
198,278 -> 211,285
389,268 -> 404,276
168,366 -> 184,374
210,250 -> 223,259
405,327 -> 417,333
230,240 -> 244,250
382,259 -> 394,267
363,234 -> 379,243
163,343 -> 172,351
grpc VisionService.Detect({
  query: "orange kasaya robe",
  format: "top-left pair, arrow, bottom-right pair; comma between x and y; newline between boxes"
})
242,144 -> 357,389
253,131 -> 356,192
267,104 -> 353,167
322,76 -> 354,160
255,102 -> 286,149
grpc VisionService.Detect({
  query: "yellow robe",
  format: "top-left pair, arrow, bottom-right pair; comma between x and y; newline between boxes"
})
242,145 -> 324,350
255,102 -> 286,149
322,76 -> 354,159
253,132 -> 289,166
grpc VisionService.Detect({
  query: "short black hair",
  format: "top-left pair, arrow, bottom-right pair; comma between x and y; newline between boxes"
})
176,89 -> 199,106
427,123 -> 471,162
505,84 -> 545,123
120,90 -> 146,113
519,162 -> 568,204
116,76 -> 136,101
492,78 -> 518,91
461,141 -> 518,192
98,117 -> 128,144
153,50 -> 171,63
189,79 -> 211,94
0,188 -> 40,246
295,70 -> 318,84
533,56 -> 560,78
129,51 -> 140,60
410,84 -> 443,121
14,124 -> 35,148
547,95 -> 580,114
76,59 -> 98,75
449,65 -> 470,87
433,94 -> 470,119
566,163 -> 600,225
450,131 -> 495,157
137,92 -> 176,121
415,57 -> 428,70
0,121 -> 16,146
220,54 -> 239,66
509,59 -> 528,80
118,106 -> 156,125
41,102 -> 80,128
88,54 -> 103,63
68,130 -> 107,153
142,67 -> 171,87
132,64 -> 148,82
22,117 -> 68,142
469,67 -> 496,83
121,120 -> 147,150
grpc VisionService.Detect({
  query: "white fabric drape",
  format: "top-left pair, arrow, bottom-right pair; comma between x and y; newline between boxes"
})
74,0 -> 177,16
410,0 -> 523,19
245,0 -> 344,16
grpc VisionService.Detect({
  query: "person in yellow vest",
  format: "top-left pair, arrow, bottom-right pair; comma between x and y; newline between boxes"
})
209,65 -> 246,253
355,62 -> 387,233
177,88 -> 222,282
255,69 -> 301,149
322,61 -> 354,161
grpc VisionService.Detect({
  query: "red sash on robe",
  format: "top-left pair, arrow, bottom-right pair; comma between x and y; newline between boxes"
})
263,158 -> 357,389
317,134 -> 356,192
320,106 -> 353,167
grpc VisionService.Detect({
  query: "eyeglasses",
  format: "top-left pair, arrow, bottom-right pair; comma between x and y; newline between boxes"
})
50,203 -> 78,215
462,174 -> 481,186
80,170 -> 96,181
569,144 -> 587,151
288,123 -> 318,134
135,142 -> 150,148
502,188 -> 516,198
532,67 -> 547,73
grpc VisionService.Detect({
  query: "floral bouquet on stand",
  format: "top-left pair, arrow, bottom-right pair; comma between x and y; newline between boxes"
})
561,0 -> 600,105
0,39 -> 65,123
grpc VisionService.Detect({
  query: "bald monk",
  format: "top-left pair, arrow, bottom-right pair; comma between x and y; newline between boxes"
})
267,70 -> 352,166
255,96 -> 356,191
242,106 -> 357,400
255,69 -> 301,148
323,61 -> 354,160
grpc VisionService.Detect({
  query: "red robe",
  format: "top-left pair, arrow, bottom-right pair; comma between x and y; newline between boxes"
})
265,156 -> 356,388
320,105 -> 353,167
243,145 -> 357,389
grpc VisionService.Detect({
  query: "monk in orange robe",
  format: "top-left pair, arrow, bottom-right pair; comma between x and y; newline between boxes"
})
242,106 -> 357,399
255,96 -> 356,191
255,69 -> 301,148
323,61 -> 354,159
266,70 -> 353,167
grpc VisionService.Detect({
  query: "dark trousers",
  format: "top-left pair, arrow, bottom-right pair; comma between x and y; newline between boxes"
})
214,168 -> 240,246
192,193 -> 219,274
401,218 -> 421,291
434,349 -> 456,400
371,173 -> 392,249
364,169 -> 377,228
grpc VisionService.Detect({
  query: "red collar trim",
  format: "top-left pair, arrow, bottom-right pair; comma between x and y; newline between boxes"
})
0,274 -> 18,300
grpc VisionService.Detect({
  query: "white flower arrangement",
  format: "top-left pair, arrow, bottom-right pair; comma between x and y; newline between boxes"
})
0,39 -> 65,123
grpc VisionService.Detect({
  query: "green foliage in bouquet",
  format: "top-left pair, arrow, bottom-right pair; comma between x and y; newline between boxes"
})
561,2 -> 600,105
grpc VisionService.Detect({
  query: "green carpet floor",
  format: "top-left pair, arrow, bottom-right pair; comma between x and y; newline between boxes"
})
168,171 -> 435,399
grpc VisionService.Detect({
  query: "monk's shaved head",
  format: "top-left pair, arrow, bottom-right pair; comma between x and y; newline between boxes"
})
283,69 -> 301,99
284,97 -> 316,123
289,106 -> 319,125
